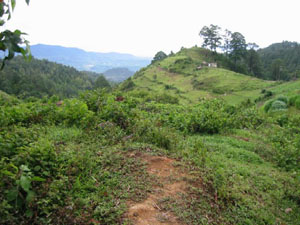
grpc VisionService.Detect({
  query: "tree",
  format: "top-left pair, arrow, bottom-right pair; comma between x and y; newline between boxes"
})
94,75 -> 111,90
244,42 -> 263,78
271,59 -> 286,80
0,0 -> 31,69
246,49 -> 263,78
152,51 -> 167,64
228,32 -> 247,65
199,24 -> 222,52
221,29 -> 232,55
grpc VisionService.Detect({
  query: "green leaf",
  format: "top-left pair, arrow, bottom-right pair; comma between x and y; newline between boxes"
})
20,175 -> 31,192
34,165 -> 41,171
1,170 -> 15,178
0,4 -> 4,17
25,0 -> 30,5
20,165 -> 30,172
11,0 -> 16,11
25,209 -> 33,217
25,40 -> 32,61
26,191 -> 36,203
31,176 -> 46,182
6,188 -> 18,202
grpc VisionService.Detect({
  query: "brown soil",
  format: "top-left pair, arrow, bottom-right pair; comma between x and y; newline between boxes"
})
125,153 -> 188,225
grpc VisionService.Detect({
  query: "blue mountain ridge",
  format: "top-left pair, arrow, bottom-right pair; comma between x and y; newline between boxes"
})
30,44 -> 151,73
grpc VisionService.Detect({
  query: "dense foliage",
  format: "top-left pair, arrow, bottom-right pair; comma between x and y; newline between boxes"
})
199,25 -> 300,81
0,56 -> 110,98
1,88 -> 300,224
258,41 -> 300,80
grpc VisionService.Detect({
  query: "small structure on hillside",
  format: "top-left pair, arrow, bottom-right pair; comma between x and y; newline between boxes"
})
197,61 -> 218,70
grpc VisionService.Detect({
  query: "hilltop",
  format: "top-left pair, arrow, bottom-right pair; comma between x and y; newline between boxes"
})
126,47 -> 280,105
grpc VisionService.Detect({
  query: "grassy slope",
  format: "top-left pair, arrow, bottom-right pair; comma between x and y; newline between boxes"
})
132,47 -> 278,105
1,90 -> 300,224
268,79 -> 300,97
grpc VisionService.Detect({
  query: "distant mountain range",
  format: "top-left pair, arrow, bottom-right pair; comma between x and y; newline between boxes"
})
30,44 -> 151,75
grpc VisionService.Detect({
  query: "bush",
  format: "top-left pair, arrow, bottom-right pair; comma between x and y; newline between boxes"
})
264,97 -> 289,113
269,100 -> 287,112
264,90 -> 273,98
0,102 -> 56,127
119,78 -> 136,91
185,100 -> 233,134
56,99 -> 94,127
97,95 -> 138,130
289,95 -> 300,109
276,95 -> 288,104
154,93 -> 179,104
134,119 -> 177,150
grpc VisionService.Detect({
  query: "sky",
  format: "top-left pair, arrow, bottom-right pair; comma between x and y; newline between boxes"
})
5,0 -> 300,57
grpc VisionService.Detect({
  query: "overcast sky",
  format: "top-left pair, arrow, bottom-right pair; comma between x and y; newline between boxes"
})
5,0 -> 300,57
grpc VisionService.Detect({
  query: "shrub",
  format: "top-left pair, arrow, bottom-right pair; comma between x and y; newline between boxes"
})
154,93 -> 179,104
186,100 -> 232,134
134,119 -> 176,150
269,100 -> 287,112
119,78 -> 135,91
289,95 -> 300,109
97,95 -> 138,130
276,95 -> 288,104
56,99 -> 94,127
264,99 -> 274,112
264,90 -> 273,98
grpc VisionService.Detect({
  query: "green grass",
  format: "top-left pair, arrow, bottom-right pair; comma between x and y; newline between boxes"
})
268,79 -> 300,97
0,124 -> 154,224
131,47 -> 279,105
159,129 -> 300,225
1,88 -> 300,224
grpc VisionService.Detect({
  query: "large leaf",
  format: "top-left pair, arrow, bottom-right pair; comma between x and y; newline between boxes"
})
6,188 -> 18,202
20,175 -> 31,192
11,0 -> 16,11
31,176 -> 46,182
26,190 -> 36,203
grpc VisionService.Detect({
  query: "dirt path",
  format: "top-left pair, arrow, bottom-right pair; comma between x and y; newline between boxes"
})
126,154 -> 188,225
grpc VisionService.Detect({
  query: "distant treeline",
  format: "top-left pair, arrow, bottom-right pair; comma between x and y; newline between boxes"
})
0,56 -> 111,99
258,41 -> 300,80
198,25 -> 300,81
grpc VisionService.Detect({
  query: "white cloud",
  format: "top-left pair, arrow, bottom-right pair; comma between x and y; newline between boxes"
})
5,0 -> 300,57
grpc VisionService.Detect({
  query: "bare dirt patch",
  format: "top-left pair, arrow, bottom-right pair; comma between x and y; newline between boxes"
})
125,154 -> 188,225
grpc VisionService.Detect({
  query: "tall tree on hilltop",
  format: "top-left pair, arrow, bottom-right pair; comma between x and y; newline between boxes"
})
199,24 -> 222,52
246,43 -> 263,78
229,32 -> 247,66
152,51 -> 167,64
222,29 -> 232,55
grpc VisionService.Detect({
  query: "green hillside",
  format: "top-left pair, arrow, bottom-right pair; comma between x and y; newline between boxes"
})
0,56 -> 110,99
129,47 -> 278,105
258,41 -> 300,80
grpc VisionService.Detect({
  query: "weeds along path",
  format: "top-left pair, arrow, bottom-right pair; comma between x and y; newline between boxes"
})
126,153 -> 188,225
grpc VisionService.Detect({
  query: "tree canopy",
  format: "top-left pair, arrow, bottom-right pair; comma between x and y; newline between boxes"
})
152,51 -> 168,64
199,24 -> 222,52
0,56 -> 110,98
